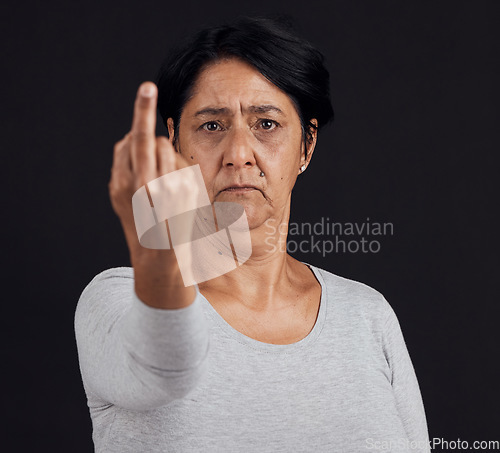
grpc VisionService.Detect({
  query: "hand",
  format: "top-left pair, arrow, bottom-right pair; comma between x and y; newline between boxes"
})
108,82 -> 197,308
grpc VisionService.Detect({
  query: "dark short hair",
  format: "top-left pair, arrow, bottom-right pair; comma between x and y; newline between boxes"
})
156,16 -> 334,158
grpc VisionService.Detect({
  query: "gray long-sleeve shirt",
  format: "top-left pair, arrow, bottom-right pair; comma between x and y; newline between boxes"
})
75,264 -> 430,452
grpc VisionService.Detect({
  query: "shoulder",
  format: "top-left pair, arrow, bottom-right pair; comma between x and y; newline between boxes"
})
79,266 -> 134,302
75,267 -> 135,325
307,263 -> 395,325
84,266 -> 134,286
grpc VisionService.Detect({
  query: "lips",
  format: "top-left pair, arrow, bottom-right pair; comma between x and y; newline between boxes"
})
224,186 -> 256,191
222,184 -> 258,190
219,184 -> 261,196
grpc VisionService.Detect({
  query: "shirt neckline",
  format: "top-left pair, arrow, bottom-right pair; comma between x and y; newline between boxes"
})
198,262 -> 327,354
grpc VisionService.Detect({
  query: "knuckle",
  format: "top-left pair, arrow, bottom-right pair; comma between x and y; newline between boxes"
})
116,131 -> 131,144
157,136 -> 169,145
108,178 -> 124,196
113,139 -> 130,156
135,93 -> 153,109
136,176 -> 151,189
131,130 -> 150,142
157,137 -> 174,155
108,183 -> 120,201
113,140 -> 124,153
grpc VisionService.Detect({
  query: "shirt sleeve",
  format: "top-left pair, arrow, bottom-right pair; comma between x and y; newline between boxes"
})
74,268 -> 210,411
382,301 -> 431,452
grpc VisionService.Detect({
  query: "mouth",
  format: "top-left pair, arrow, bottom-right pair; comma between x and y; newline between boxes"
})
222,187 -> 257,192
218,185 -> 260,196
215,184 -> 272,206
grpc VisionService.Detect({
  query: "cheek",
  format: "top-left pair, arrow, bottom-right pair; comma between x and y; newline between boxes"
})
194,158 -> 219,183
175,133 -> 217,191
179,126 -> 220,152
263,130 -> 303,169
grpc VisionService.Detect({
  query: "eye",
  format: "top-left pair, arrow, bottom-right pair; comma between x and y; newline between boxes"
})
258,119 -> 278,131
201,121 -> 222,132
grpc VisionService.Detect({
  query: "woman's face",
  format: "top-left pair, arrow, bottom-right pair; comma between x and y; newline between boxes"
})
170,58 -> 316,230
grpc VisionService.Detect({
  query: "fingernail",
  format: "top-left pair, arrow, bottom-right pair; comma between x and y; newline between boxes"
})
140,84 -> 155,98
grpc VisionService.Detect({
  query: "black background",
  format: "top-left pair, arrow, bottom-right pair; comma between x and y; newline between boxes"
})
3,0 -> 499,451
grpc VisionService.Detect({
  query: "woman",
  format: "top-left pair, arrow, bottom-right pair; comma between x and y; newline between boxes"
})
75,17 -> 430,452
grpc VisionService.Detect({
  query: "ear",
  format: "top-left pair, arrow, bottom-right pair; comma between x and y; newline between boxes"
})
166,118 -> 176,145
299,118 -> 318,172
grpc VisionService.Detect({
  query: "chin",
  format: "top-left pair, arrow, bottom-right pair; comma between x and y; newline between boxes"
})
242,206 -> 270,231
212,196 -> 270,231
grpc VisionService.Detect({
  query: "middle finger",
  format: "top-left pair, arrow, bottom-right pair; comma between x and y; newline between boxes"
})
130,82 -> 158,185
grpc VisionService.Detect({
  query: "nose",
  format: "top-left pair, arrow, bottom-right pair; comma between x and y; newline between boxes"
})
222,125 -> 256,170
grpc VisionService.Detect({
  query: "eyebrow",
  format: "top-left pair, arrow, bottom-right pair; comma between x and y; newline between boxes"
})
248,105 -> 284,115
194,105 -> 285,117
194,107 -> 231,117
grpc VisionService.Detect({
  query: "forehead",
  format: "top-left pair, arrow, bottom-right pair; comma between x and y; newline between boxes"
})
185,58 -> 297,114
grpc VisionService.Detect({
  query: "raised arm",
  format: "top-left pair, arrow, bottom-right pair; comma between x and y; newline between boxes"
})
75,82 -> 209,410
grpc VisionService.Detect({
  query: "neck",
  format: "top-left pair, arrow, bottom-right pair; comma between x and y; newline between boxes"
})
199,197 -> 299,311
